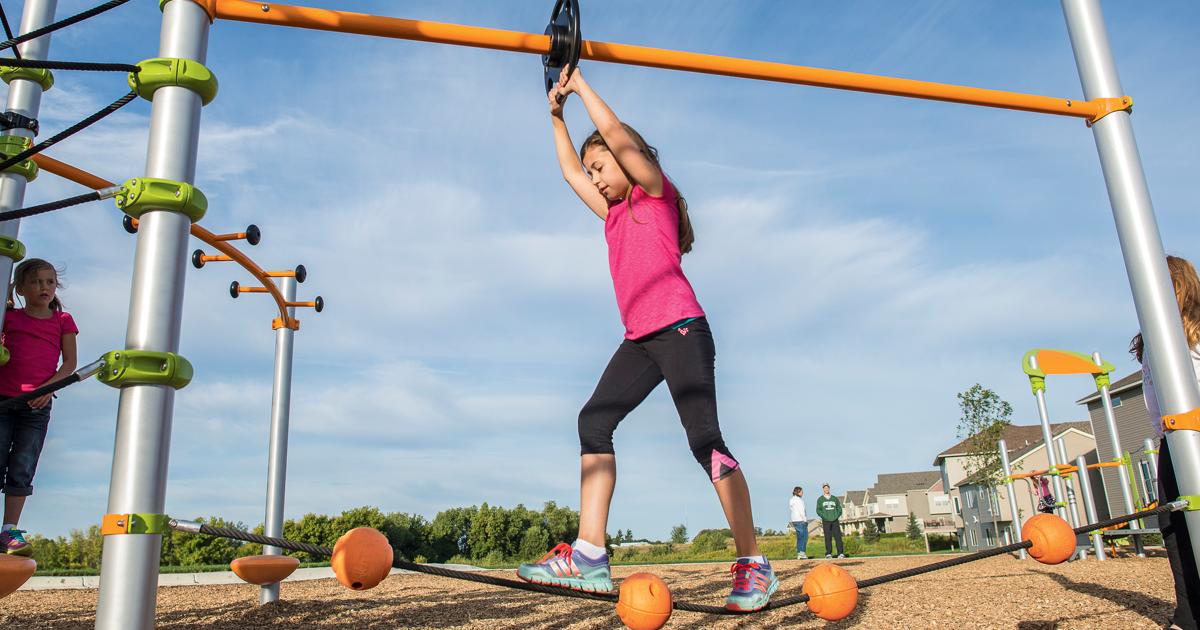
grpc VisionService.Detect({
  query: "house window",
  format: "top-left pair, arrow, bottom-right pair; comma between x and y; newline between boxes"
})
1111,395 -> 1123,408
953,496 -> 961,514
968,528 -> 977,547
884,498 -> 901,511
965,490 -> 976,509
933,494 -> 950,507
1139,460 -> 1157,503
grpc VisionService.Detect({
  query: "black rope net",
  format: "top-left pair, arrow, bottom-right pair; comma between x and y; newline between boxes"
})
0,190 -> 104,222
0,90 -> 136,172
0,0 -> 131,54
181,501 -> 1180,618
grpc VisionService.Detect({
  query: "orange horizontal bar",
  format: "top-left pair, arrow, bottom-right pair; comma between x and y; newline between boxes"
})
200,255 -> 234,263
265,270 -> 295,278
212,232 -> 250,242
214,0 -> 1117,120
285,300 -> 318,308
29,153 -> 297,330
239,286 -> 269,293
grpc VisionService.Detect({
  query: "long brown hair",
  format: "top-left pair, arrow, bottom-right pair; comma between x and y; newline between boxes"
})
579,124 -> 695,254
8,258 -> 64,312
1130,255 -> 1200,362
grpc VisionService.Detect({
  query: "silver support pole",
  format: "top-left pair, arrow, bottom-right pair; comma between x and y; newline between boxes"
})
94,1 -> 211,628
1076,455 -> 1107,560
1028,355 -> 1067,520
260,277 -> 297,605
1055,438 -> 1082,529
0,0 -> 58,334
1094,352 -> 1138,522
1062,0 -> 1200,572
998,439 -> 1027,560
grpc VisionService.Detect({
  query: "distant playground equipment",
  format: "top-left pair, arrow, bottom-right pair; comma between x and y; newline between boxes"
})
2,0 -> 1200,627
1011,349 -> 1156,559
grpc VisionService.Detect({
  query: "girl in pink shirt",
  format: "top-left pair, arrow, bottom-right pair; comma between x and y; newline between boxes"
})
517,67 -> 777,612
0,259 -> 78,556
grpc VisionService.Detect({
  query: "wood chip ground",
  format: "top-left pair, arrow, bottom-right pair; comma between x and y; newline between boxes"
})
2,553 -> 1177,628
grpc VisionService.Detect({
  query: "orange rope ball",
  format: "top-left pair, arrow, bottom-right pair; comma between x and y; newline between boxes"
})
802,562 -> 859,621
1022,513 -> 1076,564
331,527 -> 394,590
616,572 -> 673,630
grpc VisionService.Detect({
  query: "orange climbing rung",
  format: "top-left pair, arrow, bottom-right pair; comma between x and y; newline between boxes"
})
0,555 -> 36,599
230,555 -> 300,586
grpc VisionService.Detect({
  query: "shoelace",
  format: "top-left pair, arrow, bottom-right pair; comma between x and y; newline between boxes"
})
536,542 -> 578,576
730,560 -> 762,592
3,528 -> 28,543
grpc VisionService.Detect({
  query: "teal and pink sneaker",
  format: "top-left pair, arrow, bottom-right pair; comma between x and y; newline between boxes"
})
0,528 -> 32,557
516,543 -> 614,593
725,557 -> 779,612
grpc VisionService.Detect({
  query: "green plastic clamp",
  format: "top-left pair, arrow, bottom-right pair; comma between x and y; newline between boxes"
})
1179,496 -> 1200,512
0,235 -> 25,262
103,512 -> 171,536
114,178 -> 207,223
129,58 -> 218,106
98,350 -> 193,390
0,64 -> 53,91
1094,372 -> 1111,390
0,345 -> 8,367
0,135 -> 39,182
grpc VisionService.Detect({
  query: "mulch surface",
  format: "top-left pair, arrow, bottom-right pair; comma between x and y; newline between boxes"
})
3,553 -> 1176,629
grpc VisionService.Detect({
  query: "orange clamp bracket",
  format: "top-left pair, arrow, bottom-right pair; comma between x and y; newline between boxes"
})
101,513 -> 171,536
272,317 -> 301,331
1164,407 -> 1200,432
1086,96 -> 1133,126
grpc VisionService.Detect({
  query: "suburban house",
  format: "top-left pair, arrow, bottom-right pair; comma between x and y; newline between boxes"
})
1075,369 -> 1161,522
839,490 -> 870,534
841,471 -> 952,535
933,422 -> 1103,551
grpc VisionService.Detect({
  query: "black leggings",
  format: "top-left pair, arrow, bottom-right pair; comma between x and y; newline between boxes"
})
1160,439 -> 1200,630
578,317 -> 738,482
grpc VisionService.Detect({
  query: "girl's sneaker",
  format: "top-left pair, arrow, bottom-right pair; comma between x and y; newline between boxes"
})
0,528 -> 32,556
516,543 -> 614,593
725,557 -> 779,612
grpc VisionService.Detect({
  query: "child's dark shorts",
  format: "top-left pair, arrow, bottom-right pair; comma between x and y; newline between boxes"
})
0,399 -> 51,497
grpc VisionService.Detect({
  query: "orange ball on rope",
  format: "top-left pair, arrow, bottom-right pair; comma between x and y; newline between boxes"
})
331,527 -> 394,590
616,572 -> 673,630
802,562 -> 859,621
1022,513 -> 1076,565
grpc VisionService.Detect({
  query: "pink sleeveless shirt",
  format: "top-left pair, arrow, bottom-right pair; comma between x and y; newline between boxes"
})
605,177 -> 704,339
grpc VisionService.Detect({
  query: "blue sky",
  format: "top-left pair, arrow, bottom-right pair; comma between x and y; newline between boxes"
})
9,1 -> 1199,541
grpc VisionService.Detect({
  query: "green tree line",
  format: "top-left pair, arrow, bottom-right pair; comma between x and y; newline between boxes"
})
28,501 -> 579,571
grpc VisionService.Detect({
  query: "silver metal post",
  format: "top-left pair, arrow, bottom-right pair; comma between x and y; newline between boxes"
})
1094,352 -> 1138,522
1028,355 -> 1067,520
260,277 -> 297,605
1076,455 -> 1107,560
998,439 -> 1027,560
1055,438 -> 1082,529
1062,0 -> 1200,571
0,0 -> 57,334
94,1 -> 211,628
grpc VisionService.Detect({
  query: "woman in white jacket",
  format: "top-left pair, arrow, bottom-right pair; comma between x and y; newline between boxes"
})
789,486 -> 808,560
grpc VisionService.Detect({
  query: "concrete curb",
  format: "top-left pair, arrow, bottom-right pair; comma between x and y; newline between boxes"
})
20,563 -> 486,591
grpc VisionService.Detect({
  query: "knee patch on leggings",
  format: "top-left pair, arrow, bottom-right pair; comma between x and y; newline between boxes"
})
693,438 -> 739,483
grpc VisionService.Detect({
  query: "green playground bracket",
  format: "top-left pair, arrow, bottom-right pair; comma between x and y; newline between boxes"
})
1180,496 -> 1200,512
0,345 -> 8,367
0,235 -> 26,262
114,178 -> 207,222
129,58 -> 218,106
102,512 -> 171,536
0,135 -> 39,182
98,350 -> 193,390
0,64 -> 53,91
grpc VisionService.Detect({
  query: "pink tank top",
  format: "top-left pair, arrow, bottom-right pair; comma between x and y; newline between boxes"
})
604,177 -> 704,339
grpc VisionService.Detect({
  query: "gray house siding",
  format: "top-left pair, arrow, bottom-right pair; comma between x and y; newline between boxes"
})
1082,384 -> 1159,523
958,484 -> 1006,551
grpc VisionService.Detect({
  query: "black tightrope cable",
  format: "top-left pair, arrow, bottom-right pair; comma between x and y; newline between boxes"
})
0,2 -> 20,59
182,502 -> 1183,617
0,190 -> 103,222
0,90 -> 136,173
0,0 -> 131,54
0,57 -> 138,73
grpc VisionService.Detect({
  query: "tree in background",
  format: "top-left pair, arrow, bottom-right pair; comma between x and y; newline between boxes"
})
905,512 -> 923,542
863,519 -> 880,543
956,383 -> 1014,547
670,524 -> 688,544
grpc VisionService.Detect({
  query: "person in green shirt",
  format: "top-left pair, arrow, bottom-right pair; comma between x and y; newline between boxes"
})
815,483 -> 846,558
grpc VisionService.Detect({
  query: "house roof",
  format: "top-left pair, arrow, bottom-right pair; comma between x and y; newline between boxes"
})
932,421 -> 1093,466
1076,369 -> 1142,405
843,490 -> 867,505
868,471 -> 942,496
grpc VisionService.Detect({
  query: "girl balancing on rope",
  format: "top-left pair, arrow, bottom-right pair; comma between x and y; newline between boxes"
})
0,259 -> 78,557
1132,255 -> 1200,630
516,66 -> 778,612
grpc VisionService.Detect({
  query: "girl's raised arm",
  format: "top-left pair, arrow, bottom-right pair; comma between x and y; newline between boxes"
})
567,71 -> 662,197
550,88 -> 610,220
